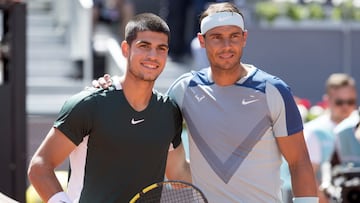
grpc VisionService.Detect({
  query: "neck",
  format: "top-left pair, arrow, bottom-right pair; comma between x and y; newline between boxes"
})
121,75 -> 154,112
211,63 -> 248,86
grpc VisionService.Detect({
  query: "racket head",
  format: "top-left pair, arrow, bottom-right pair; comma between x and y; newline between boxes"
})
129,180 -> 208,203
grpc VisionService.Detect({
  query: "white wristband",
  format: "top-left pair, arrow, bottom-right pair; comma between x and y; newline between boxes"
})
293,197 -> 319,203
48,191 -> 72,203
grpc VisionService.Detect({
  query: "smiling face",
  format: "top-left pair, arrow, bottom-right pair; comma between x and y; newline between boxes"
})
198,25 -> 247,72
122,31 -> 169,82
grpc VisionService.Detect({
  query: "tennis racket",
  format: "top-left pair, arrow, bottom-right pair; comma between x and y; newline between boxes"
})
129,180 -> 208,203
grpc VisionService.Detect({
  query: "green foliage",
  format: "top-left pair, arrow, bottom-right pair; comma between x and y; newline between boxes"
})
354,8 -> 360,21
286,3 -> 309,21
331,0 -> 360,21
254,0 -> 360,23
255,1 -> 281,23
331,6 -> 342,21
308,3 -> 326,20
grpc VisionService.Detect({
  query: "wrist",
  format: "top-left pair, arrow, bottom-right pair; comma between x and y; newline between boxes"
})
293,197 -> 319,203
48,191 -> 71,203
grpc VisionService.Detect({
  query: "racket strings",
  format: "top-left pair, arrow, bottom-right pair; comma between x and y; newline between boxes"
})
136,182 -> 207,203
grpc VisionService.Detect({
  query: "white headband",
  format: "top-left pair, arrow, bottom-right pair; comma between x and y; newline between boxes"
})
200,12 -> 244,34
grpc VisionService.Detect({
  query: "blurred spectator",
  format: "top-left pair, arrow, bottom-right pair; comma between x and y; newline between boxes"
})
92,0 -> 134,41
0,0 -> 21,4
304,73 -> 358,203
160,0 -> 195,62
333,108 -> 360,166
91,0 -> 134,79
161,0 -> 228,62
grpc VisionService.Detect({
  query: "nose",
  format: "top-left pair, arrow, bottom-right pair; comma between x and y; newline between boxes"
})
222,39 -> 232,48
147,48 -> 157,58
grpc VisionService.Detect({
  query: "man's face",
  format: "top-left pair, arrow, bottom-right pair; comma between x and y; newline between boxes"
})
122,31 -> 169,82
327,86 -> 357,123
198,25 -> 247,71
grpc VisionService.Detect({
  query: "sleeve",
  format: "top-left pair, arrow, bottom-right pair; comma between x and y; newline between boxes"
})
266,79 -> 303,137
166,72 -> 193,109
170,99 -> 183,149
53,90 -> 95,145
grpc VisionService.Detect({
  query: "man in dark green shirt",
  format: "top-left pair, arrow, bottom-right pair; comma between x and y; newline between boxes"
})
28,13 -> 191,203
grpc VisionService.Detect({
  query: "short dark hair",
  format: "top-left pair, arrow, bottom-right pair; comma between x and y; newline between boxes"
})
124,13 -> 170,45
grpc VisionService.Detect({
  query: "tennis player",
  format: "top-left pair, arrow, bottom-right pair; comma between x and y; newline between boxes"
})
27,13 -> 190,203
166,2 -> 318,202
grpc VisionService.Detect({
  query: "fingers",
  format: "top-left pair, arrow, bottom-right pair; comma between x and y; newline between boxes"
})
91,74 -> 113,89
104,74 -> 111,81
103,74 -> 113,86
92,79 -> 100,88
91,77 -> 108,89
98,77 -> 109,89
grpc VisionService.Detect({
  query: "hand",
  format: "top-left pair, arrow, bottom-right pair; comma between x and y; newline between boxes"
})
91,74 -> 113,89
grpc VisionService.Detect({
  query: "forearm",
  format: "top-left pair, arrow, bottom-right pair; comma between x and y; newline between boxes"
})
290,161 -> 318,197
166,159 -> 192,183
178,160 -> 192,183
28,161 -> 64,202
166,144 -> 192,183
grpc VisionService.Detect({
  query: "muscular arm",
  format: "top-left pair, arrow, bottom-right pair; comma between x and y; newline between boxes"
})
28,127 -> 76,202
165,143 -> 192,183
277,131 -> 318,198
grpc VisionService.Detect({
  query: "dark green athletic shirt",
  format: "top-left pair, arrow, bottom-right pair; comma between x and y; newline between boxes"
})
53,86 -> 183,203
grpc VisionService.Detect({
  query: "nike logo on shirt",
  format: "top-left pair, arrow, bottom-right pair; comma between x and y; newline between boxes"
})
195,95 -> 205,102
241,99 -> 259,105
131,118 -> 145,125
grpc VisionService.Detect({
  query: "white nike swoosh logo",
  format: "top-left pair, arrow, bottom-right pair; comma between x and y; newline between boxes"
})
131,118 -> 145,125
242,99 -> 259,105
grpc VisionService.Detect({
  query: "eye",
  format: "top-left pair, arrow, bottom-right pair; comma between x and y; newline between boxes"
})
213,35 -> 222,40
231,33 -> 242,40
157,46 -> 169,53
139,43 -> 150,50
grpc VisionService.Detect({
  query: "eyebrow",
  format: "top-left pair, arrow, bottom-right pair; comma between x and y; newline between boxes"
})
136,40 -> 169,48
208,31 -> 243,36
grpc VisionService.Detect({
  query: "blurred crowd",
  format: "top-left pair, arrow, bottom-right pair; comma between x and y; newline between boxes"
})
285,73 -> 360,203
91,0 -> 250,64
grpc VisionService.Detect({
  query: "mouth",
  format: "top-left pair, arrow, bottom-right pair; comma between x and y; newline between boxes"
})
141,62 -> 159,69
218,52 -> 234,59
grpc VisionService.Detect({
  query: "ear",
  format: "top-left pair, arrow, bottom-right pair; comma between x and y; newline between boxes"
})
243,30 -> 248,47
121,40 -> 129,58
197,33 -> 205,48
